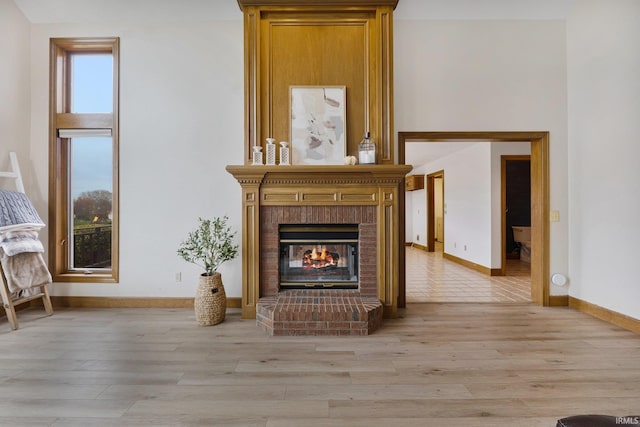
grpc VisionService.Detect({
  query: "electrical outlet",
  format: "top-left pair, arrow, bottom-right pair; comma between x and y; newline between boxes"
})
454,242 -> 456,248
550,210 -> 560,222
464,245 -> 467,251
175,272 -> 182,282
416,234 -> 420,241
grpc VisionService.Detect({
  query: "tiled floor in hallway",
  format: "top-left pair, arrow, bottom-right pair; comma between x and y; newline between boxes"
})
406,244 -> 531,303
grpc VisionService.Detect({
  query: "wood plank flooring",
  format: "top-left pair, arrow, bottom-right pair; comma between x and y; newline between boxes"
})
1,304 -> 639,426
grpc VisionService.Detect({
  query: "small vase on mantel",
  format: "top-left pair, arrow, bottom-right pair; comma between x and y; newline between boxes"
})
358,131 -> 376,165
252,145 -> 263,165
266,138 -> 277,165
279,141 -> 290,165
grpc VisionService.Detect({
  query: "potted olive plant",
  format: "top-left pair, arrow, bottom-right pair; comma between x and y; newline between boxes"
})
177,216 -> 239,326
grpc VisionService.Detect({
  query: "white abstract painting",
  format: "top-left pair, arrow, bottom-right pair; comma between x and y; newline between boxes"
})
290,86 -> 346,165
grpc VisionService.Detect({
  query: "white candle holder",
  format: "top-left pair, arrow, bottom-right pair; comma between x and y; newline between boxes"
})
279,141 -> 290,165
266,138 -> 276,165
252,145 -> 263,165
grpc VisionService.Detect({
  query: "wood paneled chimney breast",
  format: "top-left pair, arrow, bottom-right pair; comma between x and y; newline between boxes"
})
229,1 -> 409,334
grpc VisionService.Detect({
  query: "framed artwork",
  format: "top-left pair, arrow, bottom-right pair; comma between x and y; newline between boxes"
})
290,86 -> 346,165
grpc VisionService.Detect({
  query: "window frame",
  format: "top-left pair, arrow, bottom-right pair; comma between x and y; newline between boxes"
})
49,37 -> 119,283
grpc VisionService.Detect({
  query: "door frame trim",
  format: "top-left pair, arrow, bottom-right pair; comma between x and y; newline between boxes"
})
426,170 -> 444,252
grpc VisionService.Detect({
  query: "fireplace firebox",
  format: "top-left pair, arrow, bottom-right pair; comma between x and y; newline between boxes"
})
279,224 -> 358,289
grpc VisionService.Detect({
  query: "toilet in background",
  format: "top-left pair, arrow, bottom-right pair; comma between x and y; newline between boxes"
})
512,226 -> 531,263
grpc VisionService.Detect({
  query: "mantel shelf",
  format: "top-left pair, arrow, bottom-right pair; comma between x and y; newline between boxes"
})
226,164 -> 413,183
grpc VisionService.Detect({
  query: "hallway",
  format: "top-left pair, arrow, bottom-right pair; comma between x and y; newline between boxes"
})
405,245 -> 531,303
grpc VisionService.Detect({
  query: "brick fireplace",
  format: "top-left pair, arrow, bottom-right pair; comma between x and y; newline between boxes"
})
226,165 -> 411,335
260,206 -> 377,297
278,224 -> 360,290
230,1 -> 403,334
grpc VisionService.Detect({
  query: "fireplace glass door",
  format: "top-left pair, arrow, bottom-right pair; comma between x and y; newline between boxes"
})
279,224 -> 358,289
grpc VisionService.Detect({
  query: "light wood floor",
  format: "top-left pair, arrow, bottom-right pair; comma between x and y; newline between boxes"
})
1,304 -> 639,426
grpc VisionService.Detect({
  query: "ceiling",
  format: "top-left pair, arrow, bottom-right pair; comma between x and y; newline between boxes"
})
13,0 -> 575,24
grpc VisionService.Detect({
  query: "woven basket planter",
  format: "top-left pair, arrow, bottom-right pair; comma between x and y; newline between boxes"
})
194,272 -> 226,326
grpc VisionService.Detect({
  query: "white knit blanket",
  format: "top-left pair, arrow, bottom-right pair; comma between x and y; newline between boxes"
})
0,189 -> 45,232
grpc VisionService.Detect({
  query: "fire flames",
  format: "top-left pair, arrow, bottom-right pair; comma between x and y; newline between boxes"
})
303,247 -> 339,269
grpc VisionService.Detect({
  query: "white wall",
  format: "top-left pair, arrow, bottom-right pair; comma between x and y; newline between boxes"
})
412,143 -> 493,267
406,177 -> 426,245
28,20 -> 245,298
395,19 -> 569,287
567,0 -> 640,319
405,187 -> 414,244
442,143 -> 493,266
407,141 -> 530,271
0,0 -> 31,191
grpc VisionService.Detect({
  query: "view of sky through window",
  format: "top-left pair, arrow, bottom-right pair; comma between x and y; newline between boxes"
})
70,54 -> 113,199
71,54 -> 113,113
71,137 -> 112,198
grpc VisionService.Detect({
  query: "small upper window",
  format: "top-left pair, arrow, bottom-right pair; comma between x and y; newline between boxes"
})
71,54 -> 114,113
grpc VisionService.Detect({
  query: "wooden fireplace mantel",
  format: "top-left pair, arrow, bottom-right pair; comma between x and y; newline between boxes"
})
226,164 -> 411,319
226,164 -> 412,185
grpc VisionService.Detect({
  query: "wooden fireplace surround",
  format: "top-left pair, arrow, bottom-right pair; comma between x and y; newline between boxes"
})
227,165 -> 411,319
229,1 -> 406,321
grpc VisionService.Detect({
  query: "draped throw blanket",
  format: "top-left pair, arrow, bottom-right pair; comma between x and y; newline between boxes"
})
0,249 -> 52,295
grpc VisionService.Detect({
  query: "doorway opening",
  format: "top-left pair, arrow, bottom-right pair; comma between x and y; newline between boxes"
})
426,170 -> 444,252
398,131 -> 550,307
502,156 -> 531,277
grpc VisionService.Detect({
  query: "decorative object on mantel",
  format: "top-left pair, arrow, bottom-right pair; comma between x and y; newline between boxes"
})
252,145 -> 263,165
343,156 -> 357,165
290,86 -> 346,165
279,141 -> 290,165
265,138 -> 277,165
358,131 -> 376,165
177,216 -> 239,326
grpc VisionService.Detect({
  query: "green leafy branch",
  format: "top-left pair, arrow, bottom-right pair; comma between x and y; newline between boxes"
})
177,216 -> 239,276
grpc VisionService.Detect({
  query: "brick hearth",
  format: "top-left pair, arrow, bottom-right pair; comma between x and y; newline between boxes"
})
256,290 -> 383,336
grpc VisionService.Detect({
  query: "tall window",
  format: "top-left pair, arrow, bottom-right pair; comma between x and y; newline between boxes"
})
49,38 -> 119,282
